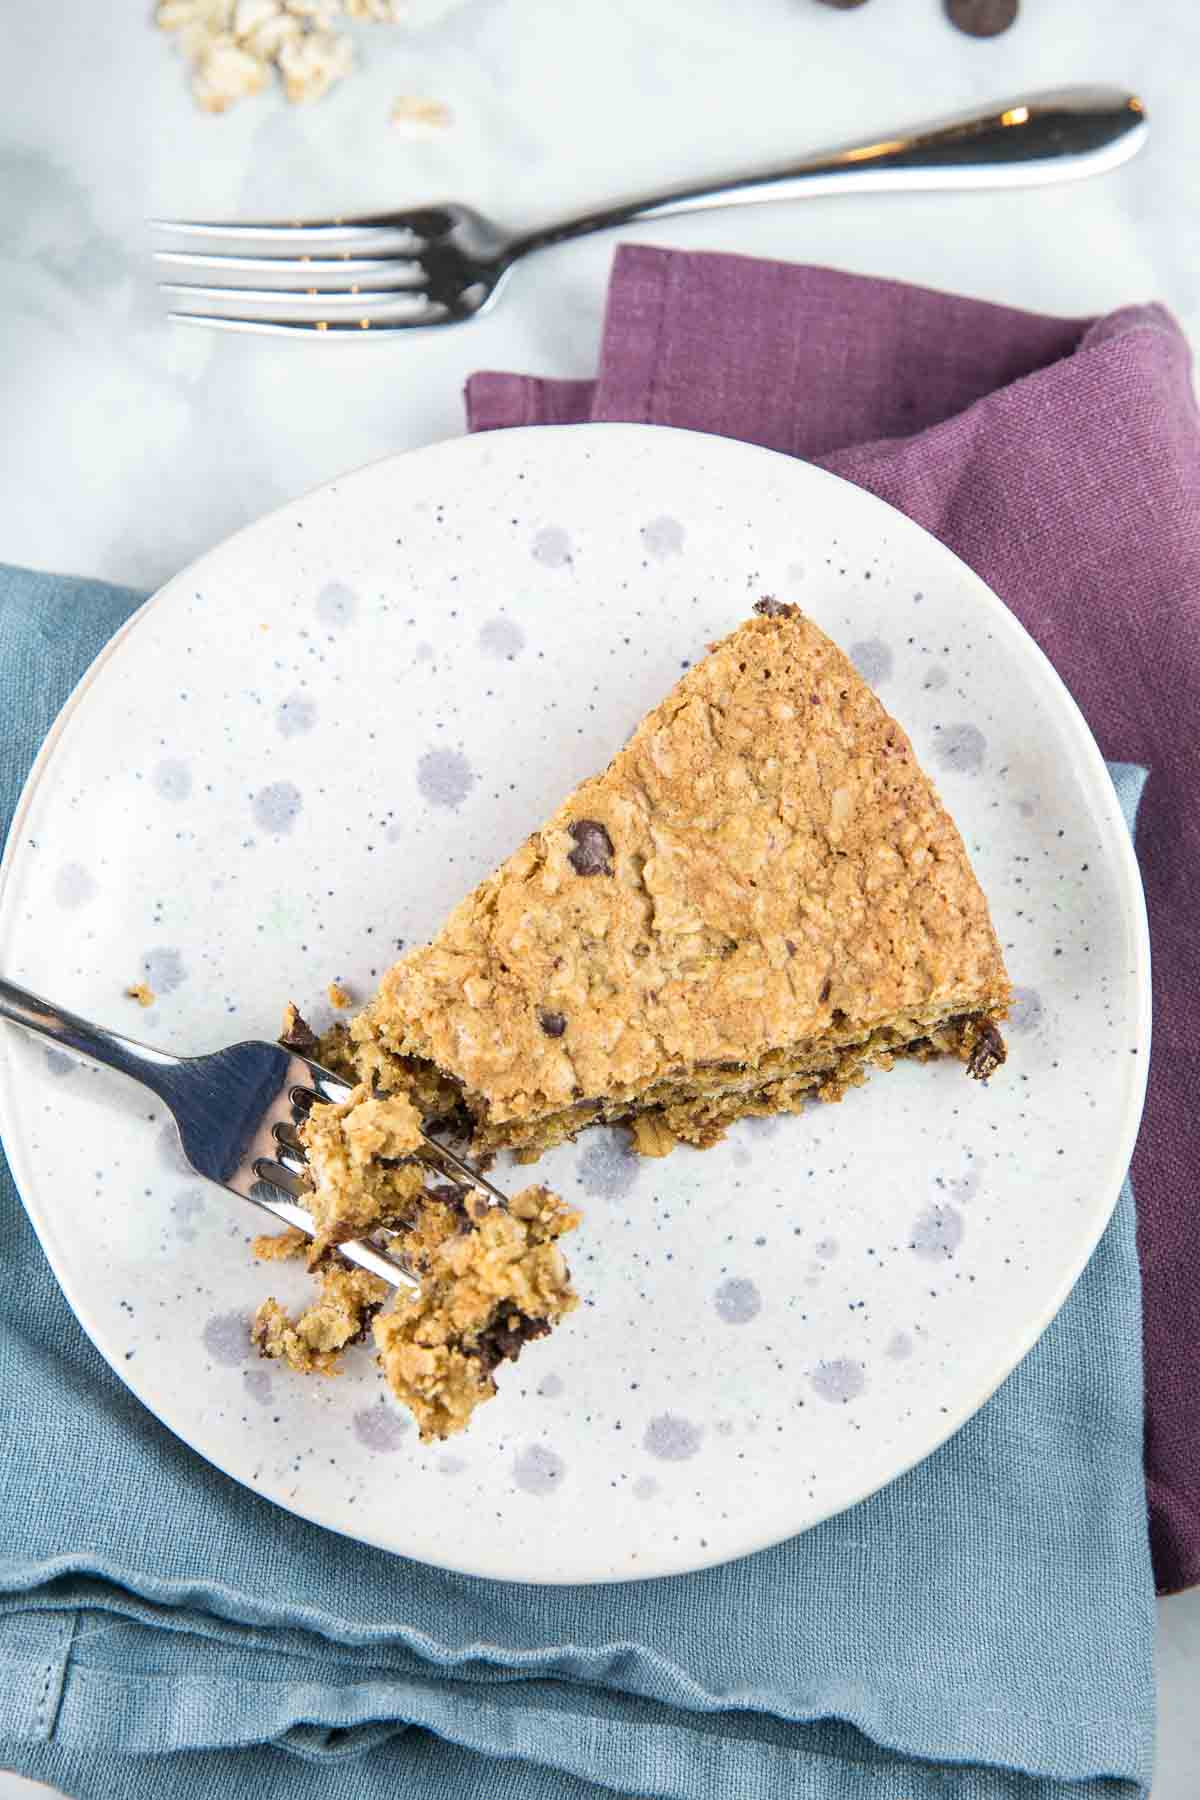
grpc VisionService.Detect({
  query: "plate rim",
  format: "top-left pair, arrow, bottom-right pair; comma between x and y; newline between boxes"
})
0,422 -> 1152,1582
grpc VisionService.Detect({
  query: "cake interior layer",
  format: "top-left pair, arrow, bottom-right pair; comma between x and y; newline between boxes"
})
349,1002 -> 1005,1159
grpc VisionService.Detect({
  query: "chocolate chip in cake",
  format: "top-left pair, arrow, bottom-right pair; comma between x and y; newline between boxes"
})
966,1018 -> 1007,1079
819,976 -> 831,1002
567,818 -> 614,876
538,1009 -> 567,1038
470,1309 -> 551,1373
345,1301 -> 386,1347
754,597 -> 794,618
278,1004 -> 319,1056
945,0 -> 1018,35
427,1183 -> 472,1225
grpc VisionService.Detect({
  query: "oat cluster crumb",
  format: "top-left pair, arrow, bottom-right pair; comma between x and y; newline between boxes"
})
155,0 -> 414,113
343,603 -> 1010,1161
389,94 -> 452,132
125,982 -> 156,1008
252,1257 -> 389,1373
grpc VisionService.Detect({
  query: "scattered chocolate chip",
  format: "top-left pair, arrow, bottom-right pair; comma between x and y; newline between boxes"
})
819,977 -> 831,1002
278,1005 -> 319,1056
966,1018 -> 1007,1079
567,818 -> 614,876
945,0 -> 1017,35
538,1009 -> 567,1038
345,1301 -> 385,1347
470,1309 -> 551,1373
426,1183 -> 472,1226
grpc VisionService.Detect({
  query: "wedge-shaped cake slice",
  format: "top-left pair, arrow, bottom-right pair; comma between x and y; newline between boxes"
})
348,601 -> 1010,1160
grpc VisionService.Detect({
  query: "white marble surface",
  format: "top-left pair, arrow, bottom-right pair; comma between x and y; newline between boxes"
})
0,0 -> 1197,1791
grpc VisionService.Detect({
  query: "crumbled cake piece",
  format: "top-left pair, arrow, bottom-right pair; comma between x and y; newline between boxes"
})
125,982 -> 155,1008
248,1179 -> 580,1432
299,1086 -> 426,1255
327,980 -> 353,1010
252,1225 -> 310,1262
374,1186 -> 580,1439
254,1019 -> 579,1433
252,1263 -> 389,1375
339,602 -> 1009,1160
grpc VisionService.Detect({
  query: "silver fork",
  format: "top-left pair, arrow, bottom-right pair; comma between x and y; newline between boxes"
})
0,976 -> 508,1288
153,86 -> 1146,338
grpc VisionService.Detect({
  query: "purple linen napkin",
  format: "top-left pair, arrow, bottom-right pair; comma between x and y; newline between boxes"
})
467,245 -> 1200,1596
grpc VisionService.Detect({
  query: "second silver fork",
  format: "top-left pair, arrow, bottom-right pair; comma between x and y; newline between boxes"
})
153,85 -> 1147,337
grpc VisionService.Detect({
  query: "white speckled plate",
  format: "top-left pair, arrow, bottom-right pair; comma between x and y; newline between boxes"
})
0,425 -> 1149,1583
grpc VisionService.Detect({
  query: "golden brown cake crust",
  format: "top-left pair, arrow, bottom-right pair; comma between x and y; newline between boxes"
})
356,604 -> 1010,1130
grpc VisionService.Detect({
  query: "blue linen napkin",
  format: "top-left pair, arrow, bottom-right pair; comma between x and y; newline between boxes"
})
0,563 -> 1156,1799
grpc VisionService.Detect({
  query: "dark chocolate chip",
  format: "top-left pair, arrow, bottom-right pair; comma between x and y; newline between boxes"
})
567,818 -> 614,876
426,1183 -> 472,1225
345,1301 -> 385,1347
753,597 -> 793,618
813,0 -> 870,8
785,940 -> 798,958
278,1007 -> 319,1055
967,1018 -> 1007,1079
945,0 -> 1017,35
469,1309 -> 552,1374
819,976 -> 831,1002
538,1009 -> 567,1038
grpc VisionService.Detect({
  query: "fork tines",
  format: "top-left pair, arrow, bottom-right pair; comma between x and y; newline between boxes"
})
152,209 -> 491,336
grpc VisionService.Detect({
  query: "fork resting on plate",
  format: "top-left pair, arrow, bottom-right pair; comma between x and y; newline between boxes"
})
154,85 -> 1146,337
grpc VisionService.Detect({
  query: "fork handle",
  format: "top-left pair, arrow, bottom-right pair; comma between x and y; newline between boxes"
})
0,975 -> 183,1103
509,87 -> 1145,261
